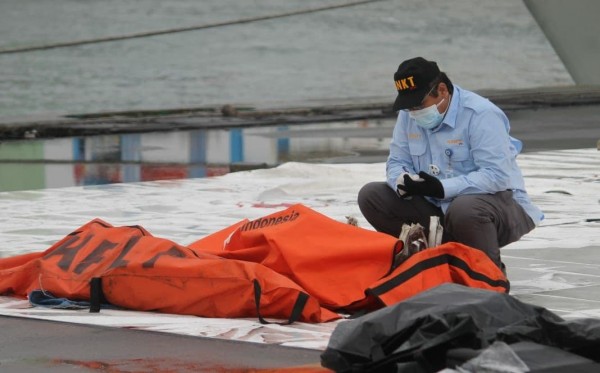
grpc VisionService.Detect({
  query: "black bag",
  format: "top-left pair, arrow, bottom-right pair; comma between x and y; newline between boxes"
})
321,283 -> 600,372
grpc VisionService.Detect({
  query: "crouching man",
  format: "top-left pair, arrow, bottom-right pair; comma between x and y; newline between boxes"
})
358,57 -> 543,271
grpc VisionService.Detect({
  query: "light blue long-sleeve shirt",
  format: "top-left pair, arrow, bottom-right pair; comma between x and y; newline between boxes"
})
386,85 -> 543,225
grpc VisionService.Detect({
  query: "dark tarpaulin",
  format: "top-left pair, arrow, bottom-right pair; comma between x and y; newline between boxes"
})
321,283 -> 600,372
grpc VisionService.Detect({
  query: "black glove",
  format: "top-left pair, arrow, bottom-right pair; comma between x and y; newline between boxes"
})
398,171 -> 445,199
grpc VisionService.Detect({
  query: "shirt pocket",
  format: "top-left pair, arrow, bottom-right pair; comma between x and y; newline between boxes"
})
447,146 -> 474,173
408,141 -> 427,170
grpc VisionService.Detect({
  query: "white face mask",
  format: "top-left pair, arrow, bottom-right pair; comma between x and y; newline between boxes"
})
409,98 -> 446,130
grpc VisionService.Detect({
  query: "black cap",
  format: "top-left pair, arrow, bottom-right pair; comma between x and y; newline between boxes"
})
392,57 -> 441,111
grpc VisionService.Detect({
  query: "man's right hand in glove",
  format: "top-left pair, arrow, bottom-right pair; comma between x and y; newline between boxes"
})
396,172 -> 423,197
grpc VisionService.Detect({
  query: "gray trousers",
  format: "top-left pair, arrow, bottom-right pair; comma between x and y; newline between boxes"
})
357,182 -> 535,268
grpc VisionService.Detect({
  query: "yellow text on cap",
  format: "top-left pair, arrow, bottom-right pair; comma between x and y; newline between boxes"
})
395,76 -> 416,91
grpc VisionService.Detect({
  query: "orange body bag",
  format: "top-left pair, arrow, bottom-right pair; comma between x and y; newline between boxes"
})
0,204 -> 508,322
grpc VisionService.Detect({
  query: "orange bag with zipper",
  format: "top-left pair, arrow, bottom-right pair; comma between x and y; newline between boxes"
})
0,219 -> 338,322
189,204 -> 508,312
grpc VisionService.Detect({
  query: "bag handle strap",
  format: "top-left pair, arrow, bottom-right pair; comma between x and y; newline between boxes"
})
253,279 -> 308,325
89,277 -> 106,313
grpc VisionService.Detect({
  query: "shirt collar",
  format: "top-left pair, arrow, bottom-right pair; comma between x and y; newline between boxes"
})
436,85 -> 460,130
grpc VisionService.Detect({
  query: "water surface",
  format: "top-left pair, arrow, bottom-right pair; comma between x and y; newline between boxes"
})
0,0 -> 571,119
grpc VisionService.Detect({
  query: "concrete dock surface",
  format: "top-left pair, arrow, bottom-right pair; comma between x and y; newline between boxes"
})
0,315 -> 326,372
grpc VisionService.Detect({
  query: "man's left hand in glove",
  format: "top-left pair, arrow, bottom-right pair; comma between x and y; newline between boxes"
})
397,171 -> 445,199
